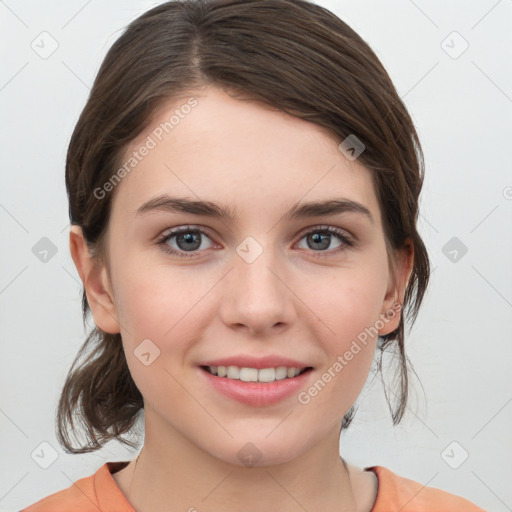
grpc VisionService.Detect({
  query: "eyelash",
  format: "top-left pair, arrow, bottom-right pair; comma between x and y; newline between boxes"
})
156,225 -> 355,259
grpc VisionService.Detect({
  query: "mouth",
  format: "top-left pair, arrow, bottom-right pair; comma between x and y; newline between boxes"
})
200,365 -> 313,382
198,362 -> 315,406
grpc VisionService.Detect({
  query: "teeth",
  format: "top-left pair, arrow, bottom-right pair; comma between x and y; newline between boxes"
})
275,366 -> 288,380
258,368 -> 277,382
227,366 -> 239,379
239,367 -> 259,382
206,365 -> 304,382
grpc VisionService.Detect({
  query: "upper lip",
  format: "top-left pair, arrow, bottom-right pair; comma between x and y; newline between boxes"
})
199,355 -> 313,370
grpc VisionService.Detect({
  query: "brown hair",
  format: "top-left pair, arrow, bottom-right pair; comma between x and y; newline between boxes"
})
58,0 -> 430,453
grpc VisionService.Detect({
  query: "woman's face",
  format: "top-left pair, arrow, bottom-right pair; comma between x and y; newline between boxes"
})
77,85 -> 411,466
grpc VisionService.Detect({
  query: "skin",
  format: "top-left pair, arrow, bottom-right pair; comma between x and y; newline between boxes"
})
70,85 -> 413,512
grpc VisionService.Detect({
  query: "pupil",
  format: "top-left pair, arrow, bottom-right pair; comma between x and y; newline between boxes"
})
310,233 -> 328,250
179,232 -> 200,251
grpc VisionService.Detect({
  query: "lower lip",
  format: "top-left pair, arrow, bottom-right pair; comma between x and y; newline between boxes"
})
199,367 -> 314,407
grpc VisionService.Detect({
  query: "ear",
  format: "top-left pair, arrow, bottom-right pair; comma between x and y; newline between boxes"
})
69,225 -> 120,334
378,238 -> 414,336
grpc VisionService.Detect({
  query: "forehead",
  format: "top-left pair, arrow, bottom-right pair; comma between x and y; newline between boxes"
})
110,86 -> 381,226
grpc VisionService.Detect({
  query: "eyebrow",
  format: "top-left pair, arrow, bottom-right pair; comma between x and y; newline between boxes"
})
135,194 -> 374,225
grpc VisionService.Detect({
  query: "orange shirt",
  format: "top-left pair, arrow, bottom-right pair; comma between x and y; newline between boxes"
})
21,461 -> 487,511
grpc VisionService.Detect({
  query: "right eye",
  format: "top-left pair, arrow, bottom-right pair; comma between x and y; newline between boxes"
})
156,226 -> 217,258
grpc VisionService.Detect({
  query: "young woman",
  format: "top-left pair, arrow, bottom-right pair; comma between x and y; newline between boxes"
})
22,0 -> 486,510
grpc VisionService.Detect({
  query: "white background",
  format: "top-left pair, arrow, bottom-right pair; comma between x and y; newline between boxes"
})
1,0 -> 511,510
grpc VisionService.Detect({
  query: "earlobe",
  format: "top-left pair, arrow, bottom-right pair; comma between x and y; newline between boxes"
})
378,240 -> 414,336
69,225 -> 120,334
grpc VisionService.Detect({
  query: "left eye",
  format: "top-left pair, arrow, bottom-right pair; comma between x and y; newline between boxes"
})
156,225 -> 354,258
296,227 -> 352,253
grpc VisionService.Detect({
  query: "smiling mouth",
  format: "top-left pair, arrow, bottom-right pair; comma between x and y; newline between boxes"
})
200,365 -> 313,383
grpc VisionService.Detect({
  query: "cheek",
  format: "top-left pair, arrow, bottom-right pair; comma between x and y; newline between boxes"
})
115,266 -> 202,409
113,263 -> 215,394
114,258 -> 205,338
312,268 -> 387,342
299,291 -> 379,419
303,267 -> 386,390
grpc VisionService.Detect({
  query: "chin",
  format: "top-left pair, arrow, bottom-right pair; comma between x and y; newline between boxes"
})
203,437 -> 305,469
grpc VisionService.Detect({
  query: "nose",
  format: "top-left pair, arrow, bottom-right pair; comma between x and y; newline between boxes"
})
218,243 -> 296,336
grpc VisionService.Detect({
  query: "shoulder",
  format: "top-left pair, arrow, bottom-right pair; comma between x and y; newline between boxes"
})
20,462 -> 133,512
367,465 -> 488,512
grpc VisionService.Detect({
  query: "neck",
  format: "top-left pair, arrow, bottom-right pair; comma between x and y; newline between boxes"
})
119,413 -> 360,512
